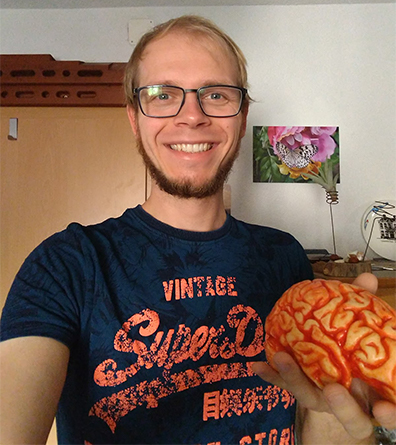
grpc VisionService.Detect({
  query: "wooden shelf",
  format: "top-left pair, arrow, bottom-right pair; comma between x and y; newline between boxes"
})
0,54 -> 127,107
314,272 -> 396,309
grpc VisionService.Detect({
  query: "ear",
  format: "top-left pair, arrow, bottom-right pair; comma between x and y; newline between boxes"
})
126,105 -> 139,136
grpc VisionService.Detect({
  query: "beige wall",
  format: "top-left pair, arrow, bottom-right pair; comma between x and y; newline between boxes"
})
1,4 -> 395,257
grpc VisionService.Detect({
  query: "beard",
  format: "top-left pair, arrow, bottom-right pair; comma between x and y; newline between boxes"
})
135,136 -> 241,200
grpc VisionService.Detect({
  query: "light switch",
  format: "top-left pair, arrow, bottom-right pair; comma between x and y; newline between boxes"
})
8,118 -> 18,140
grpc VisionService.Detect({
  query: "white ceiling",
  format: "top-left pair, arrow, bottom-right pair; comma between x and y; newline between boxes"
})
1,0 -> 394,8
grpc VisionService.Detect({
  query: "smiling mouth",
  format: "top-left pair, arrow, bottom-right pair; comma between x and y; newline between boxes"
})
170,143 -> 213,153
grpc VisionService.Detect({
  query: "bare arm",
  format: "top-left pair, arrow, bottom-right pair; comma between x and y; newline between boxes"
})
0,336 -> 70,444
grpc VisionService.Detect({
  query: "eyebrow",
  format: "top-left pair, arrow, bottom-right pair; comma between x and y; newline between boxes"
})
143,80 -> 237,87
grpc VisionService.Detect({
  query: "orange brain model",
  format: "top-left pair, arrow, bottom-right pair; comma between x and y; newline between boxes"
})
264,279 -> 396,403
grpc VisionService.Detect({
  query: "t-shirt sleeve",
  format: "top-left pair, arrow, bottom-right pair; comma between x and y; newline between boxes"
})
0,226 -> 90,348
295,240 -> 314,282
269,229 -> 314,290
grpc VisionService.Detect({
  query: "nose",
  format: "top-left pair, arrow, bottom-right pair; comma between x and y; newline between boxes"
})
174,91 -> 210,127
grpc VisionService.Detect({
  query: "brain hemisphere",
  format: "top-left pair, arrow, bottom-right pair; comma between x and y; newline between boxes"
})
264,279 -> 396,403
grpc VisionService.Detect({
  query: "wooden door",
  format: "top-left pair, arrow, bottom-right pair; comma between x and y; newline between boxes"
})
1,107 -> 145,306
1,106 -> 145,444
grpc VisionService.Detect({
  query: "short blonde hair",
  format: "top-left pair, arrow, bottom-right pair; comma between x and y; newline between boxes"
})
124,15 -> 250,109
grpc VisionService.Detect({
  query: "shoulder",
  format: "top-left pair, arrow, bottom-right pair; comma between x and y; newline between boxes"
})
231,217 -> 300,247
31,208 -> 137,257
230,217 -> 312,278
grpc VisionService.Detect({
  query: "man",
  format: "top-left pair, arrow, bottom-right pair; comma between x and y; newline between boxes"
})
1,15 -> 395,444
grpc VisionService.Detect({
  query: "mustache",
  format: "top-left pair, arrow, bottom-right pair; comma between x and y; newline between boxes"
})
134,127 -> 241,200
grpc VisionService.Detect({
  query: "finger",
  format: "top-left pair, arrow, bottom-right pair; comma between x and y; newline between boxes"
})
272,352 -> 326,411
251,361 -> 288,389
372,400 -> 396,430
323,383 -> 374,440
253,352 -> 326,412
352,273 -> 378,294
349,378 -> 372,415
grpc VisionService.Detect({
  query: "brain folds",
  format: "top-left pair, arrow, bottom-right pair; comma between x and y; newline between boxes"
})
264,279 -> 396,403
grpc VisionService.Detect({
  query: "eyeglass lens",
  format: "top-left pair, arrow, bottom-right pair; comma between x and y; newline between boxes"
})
138,85 -> 243,117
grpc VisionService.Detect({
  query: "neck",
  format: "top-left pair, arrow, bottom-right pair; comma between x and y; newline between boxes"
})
142,184 -> 228,232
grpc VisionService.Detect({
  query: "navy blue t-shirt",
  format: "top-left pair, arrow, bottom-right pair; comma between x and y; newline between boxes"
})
1,206 -> 313,444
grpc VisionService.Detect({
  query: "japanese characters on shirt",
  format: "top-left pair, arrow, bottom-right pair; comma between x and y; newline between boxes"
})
89,274 -> 295,444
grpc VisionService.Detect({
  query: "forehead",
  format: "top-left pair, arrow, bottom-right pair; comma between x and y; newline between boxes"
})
137,31 -> 239,85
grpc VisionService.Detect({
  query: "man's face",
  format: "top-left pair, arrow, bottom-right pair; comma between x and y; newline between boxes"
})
128,31 -> 248,199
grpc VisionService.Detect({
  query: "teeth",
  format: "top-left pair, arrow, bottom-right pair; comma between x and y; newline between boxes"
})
170,143 -> 213,153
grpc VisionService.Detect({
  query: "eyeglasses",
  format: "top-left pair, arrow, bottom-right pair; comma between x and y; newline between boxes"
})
133,84 -> 247,118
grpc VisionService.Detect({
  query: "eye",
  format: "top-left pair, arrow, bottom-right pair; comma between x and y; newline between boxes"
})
157,93 -> 169,100
200,88 -> 232,103
146,87 -> 174,102
209,92 -> 223,100
202,90 -> 225,101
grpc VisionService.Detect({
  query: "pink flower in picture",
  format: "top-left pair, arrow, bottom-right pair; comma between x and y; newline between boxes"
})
267,126 -> 337,163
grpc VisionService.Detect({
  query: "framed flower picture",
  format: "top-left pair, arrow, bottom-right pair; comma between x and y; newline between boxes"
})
253,126 -> 340,184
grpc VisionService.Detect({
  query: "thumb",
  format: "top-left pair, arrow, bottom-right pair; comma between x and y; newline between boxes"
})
352,273 -> 378,294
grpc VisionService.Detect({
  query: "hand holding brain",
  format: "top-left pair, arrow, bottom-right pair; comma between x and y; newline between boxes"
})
265,279 -> 396,403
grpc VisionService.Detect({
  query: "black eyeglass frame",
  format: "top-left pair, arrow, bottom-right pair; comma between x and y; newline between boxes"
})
133,84 -> 248,118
